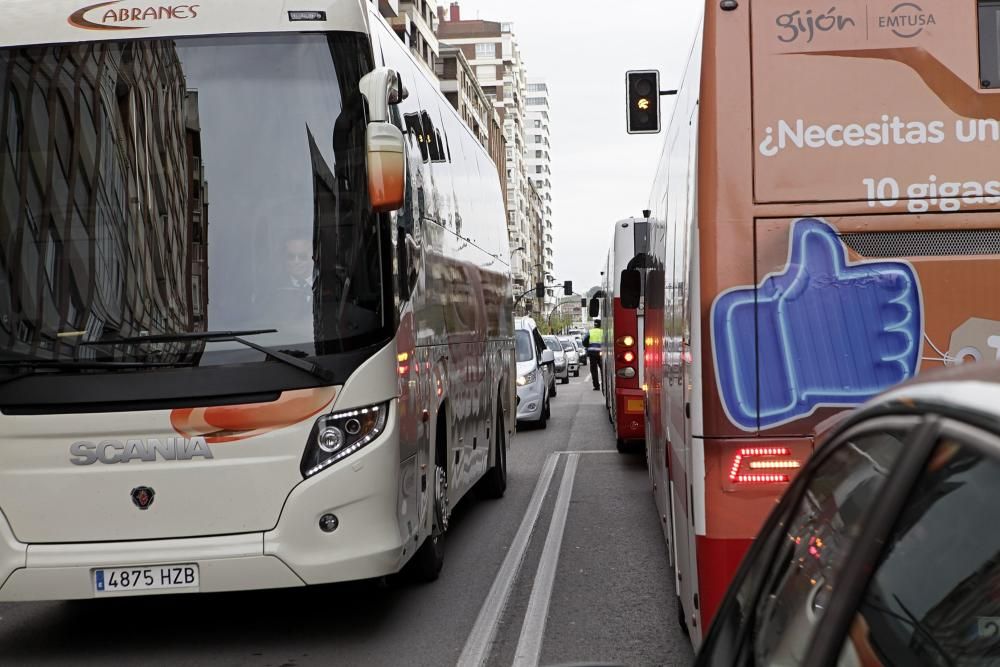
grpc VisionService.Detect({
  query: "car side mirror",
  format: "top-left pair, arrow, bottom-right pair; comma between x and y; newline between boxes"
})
359,68 -> 408,212
588,296 -> 600,318
620,269 -> 641,309
541,349 -> 555,365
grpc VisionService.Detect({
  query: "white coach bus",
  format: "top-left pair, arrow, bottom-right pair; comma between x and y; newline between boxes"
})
0,0 -> 514,599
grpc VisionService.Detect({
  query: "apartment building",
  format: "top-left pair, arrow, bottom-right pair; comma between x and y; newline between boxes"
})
436,44 -> 506,198
438,6 -> 538,306
525,79 -> 555,313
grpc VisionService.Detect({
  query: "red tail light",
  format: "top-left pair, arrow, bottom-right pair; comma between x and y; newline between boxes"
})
728,447 -> 801,484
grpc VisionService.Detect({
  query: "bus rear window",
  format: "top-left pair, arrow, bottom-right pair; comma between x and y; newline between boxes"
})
979,1 -> 1000,87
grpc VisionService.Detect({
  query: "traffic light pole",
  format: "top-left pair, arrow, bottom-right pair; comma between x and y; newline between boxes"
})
513,280 -> 574,310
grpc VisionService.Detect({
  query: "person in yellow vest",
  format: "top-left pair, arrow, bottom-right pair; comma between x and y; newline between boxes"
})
582,319 -> 603,391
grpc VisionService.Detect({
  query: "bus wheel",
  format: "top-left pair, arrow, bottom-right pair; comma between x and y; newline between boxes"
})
616,438 -> 628,453
479,410 -> 507,499
677,596 -> 690,637
409,424 -> 449,582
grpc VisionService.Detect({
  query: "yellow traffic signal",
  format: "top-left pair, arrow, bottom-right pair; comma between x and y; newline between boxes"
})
626,70 -> 661,134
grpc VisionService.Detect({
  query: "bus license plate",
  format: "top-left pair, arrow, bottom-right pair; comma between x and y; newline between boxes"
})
94,564 -> 199,594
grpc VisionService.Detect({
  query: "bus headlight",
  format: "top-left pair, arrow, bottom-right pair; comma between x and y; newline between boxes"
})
517,371 -> 537,386
301,402 -> 390,477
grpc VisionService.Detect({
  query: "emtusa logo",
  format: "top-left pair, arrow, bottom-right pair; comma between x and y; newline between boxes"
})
877,2 -> 936,39
69,0 -> 200,31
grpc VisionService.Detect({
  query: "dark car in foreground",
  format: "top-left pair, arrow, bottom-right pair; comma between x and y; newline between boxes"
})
697,361 -> 1000,667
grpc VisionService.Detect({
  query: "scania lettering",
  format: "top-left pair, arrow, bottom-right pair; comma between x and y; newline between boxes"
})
639,0 -> 1000,648
69,438 -> 214,465
0,0 -> 513,601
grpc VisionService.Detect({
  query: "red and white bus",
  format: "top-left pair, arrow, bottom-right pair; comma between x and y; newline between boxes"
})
640,0 -> 1000,648
597,217 -> 649,453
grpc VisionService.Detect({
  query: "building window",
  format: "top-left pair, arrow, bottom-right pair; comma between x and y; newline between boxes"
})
475,42 -> 495,59
476,65 -> 497,81
535,166 -> 542,173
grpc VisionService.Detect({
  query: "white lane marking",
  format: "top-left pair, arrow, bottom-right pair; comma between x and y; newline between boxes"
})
457,452 -> 560,667
512,453 -> 580,667
556,450 -> 617,455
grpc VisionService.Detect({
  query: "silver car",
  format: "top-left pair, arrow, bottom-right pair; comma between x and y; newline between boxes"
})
544,335 -> 568,386
697,361 -> 1000,666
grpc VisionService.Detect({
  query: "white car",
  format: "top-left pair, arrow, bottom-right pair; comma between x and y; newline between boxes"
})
514,317 -> 553,428
558,335 -> 580,378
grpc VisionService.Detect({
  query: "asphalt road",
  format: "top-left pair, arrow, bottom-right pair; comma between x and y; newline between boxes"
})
0,372 -> 694,667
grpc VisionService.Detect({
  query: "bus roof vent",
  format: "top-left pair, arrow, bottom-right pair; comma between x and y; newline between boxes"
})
839,229 -> 1000,258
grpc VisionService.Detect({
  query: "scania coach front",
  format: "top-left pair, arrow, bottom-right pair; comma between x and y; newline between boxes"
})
0,0 -> 513,600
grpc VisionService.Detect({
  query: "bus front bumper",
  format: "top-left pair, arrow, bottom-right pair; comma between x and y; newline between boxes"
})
0,416 -> 420,601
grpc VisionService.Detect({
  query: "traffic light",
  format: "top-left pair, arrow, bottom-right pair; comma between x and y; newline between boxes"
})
535,282 -> 545,299
563,280 -> 573,296
626,70 -> 660,134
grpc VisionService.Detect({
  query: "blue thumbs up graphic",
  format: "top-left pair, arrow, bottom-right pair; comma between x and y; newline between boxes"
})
712,218 -> 922,430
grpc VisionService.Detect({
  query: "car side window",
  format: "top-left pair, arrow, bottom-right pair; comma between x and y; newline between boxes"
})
751,429 -> 908,666
837,432 -> 1000,667
532,329 -> 546,363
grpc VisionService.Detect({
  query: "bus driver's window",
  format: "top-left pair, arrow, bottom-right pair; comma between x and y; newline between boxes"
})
979,1 -> 1000,88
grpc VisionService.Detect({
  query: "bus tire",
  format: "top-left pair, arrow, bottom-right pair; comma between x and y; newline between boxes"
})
616,437 -> 628,454
408,417 -> 448,582
479,409 -> 507,499
677,596 -> 690,637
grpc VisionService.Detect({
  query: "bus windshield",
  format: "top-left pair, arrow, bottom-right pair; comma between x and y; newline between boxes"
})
0,32 -> 386,377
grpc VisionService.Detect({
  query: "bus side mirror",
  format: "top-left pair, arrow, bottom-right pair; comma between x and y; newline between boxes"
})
620,269 -> 641,309
360,68 -> 408,212
589,297 -> 600,318
366,123 -> 405,212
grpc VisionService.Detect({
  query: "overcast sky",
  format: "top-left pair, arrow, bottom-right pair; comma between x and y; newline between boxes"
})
446,0 -> 702,293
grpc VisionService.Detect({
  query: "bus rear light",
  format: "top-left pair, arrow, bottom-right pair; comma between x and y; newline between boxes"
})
728,447 -> 799,485
617,351 -> 635,364
616,367 -> 636,379
617,336 -> 635,347
748,460 -> 800,470
734,474 -> 789,484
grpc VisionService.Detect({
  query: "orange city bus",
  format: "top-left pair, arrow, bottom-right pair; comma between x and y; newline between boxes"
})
597,217 -> 650,452
641,0 -> 1000,648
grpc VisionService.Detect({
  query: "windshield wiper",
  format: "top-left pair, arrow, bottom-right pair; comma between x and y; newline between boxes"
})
0,360 -> 179,369
0,359 -> 183,389
79,329 -> 278,345
890,593 -> 956,667
81,329 -> 336,384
